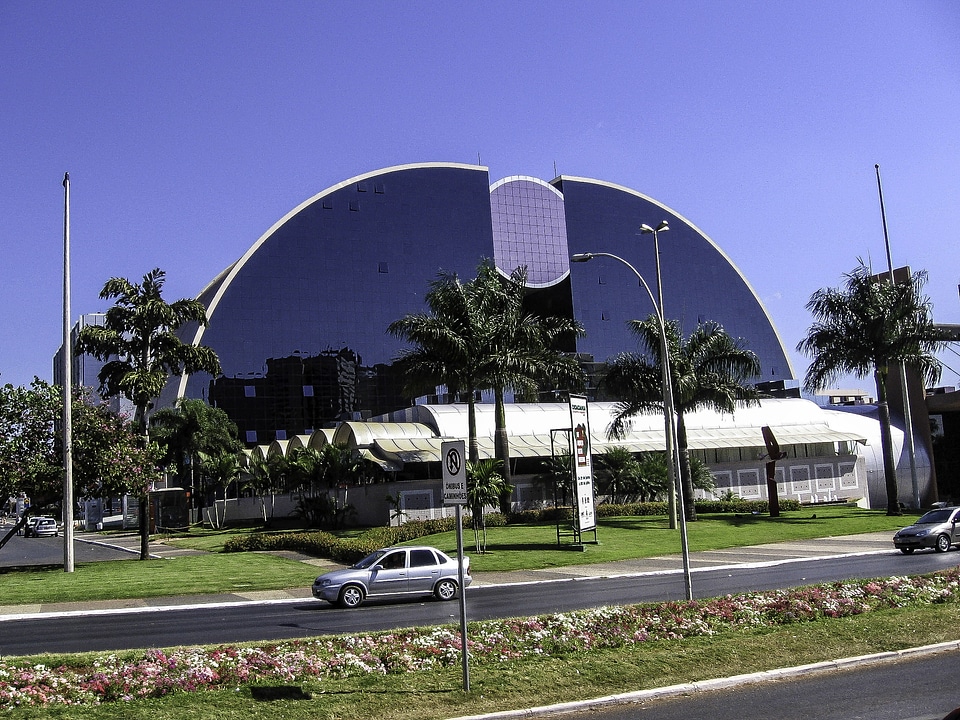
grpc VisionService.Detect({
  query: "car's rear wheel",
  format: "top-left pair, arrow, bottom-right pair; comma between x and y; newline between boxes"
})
899,547 -> 915,554
338,585 -> 365,608
935,534 -> 951,553
434,578 -> 458,601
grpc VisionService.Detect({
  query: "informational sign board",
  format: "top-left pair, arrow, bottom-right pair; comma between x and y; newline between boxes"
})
442,440 -> 468,506
568,394 -> 596,532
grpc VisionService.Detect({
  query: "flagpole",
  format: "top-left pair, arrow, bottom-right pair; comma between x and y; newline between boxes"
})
875,163 -> 920,509
63,172 -> 75,572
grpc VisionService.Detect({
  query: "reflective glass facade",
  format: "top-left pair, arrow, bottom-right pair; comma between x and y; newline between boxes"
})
163,163 -> 794,445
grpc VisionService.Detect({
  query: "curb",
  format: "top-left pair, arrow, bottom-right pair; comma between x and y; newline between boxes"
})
446,641 -> 960,720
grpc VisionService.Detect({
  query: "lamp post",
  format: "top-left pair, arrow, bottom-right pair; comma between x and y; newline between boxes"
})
571,251 -> 693,600
640,221 -> 676,525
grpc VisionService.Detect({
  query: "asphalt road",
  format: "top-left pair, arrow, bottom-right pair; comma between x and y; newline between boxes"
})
544,648 -> 960,720
2,548 -> 958,655
0,524 -> 135,567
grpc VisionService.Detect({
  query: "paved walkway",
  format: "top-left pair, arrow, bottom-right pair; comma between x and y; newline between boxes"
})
0,530 -> 896,618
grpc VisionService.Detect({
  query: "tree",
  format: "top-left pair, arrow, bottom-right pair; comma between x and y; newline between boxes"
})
390,259 -> 584,505
75,268 -> 221,558
287,444 -> 363,528
0,380 -> 160,549
603,316 -> 762,521
466,458 -> 509,553
534,451 -> 574,506
797,261 -> 945,515
150,398 -> 240,522
595,446 -> 642,504
198,450 -> 240,529
241,455 -> 279,526
471,262 -> 585,510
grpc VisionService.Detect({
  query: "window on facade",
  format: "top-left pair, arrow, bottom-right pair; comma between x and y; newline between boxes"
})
244,385 -> 256,398
378,262 -> 389,274
276,430 -> 287,441
303,385 -> 314,397
245,430 -> 257,443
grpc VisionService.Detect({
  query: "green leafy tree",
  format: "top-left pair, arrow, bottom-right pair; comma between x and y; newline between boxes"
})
150,398 -> 239,522
595,446 -> 642,504
390,259 -> 584,509
0,381 -> 160,548
241,455 -> 279,526
472,262 -> 585,510
603,316 -> 762,521
466,458 -> 509,553
75,268 -> 221,558
636,452 -> 670,502
797,261 -> 945,514
287,444 -> 363,528
198,450 -> 240,529
534,451 -> 574,506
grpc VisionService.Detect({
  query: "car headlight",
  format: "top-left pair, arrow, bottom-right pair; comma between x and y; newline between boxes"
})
915,530 -> 929,536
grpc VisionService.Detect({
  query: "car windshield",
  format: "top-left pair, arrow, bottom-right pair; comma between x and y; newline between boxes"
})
352,550 -> 388,569
916,509 -> 955,524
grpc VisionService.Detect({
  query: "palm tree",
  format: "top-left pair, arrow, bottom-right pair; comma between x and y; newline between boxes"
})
595,446 -> 642,504
472,262 -> 585,508
198,450 -> 240,529
466,458 -> 509,553
390,259 -> 584,502
534,451 -> 574,507
150,398 -> 239,523
797,262 -> 945,515
603,316 -> 762,521
388,265 -> 493,463
75,268 -> 221,558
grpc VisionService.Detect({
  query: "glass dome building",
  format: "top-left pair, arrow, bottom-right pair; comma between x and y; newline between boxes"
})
163,162 -> 794,446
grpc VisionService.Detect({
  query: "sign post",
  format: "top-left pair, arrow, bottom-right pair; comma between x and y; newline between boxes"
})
569,395 -> 597,539
441,440 -> 469,692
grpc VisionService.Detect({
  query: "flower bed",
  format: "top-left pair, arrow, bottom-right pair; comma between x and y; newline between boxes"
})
1,568 -> 958,708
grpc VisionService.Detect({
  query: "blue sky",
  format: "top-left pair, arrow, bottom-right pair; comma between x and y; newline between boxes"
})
2,1 -> 958,393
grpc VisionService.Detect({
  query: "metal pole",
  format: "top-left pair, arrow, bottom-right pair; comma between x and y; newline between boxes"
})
455,503 -> 470,691
62,172 -> 74,572
875,164 -> 920,508
651,226 -> 677,530
570,251 -> 692,599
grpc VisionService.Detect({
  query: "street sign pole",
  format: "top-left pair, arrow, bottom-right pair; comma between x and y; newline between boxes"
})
441,440 -> 469,692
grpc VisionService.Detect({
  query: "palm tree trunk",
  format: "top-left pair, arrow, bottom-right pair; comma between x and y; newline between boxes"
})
493,386 -> 512,514
467,391 -> 480,463
676,415 -> 698,521
875,368 -> 902,515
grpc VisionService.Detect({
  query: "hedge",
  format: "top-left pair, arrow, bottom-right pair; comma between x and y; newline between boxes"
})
223,498 -> 801,561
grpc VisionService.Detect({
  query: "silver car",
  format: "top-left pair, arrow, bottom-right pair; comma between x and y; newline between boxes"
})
312,545 -> 471,608
893,506 -> 960,553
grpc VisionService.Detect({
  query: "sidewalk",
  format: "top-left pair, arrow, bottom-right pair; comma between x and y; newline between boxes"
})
0,530 -> 895,618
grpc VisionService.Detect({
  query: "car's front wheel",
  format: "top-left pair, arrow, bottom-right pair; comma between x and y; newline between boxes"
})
899,547 -> 915,554
338,585 -> 365,608
935,534 -> 952,553
434,578 -> 458,601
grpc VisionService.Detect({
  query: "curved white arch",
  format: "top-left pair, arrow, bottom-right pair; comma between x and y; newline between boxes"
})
555,174 -> 797,378
175,162 -> 489,398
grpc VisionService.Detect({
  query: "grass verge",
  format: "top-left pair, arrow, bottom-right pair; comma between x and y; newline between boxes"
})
5,602 -> 958,720
0,554 -> 319,605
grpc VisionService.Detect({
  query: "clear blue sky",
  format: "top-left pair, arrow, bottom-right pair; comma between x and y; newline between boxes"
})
2,1 -> 958,393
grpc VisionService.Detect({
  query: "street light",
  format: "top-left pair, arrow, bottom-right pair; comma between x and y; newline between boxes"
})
571,251 -> 693,600
639,222 -> 674,524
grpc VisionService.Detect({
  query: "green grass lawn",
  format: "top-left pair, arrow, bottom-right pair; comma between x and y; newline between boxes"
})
0,506 -> 911,606
0,553 -> 319,606
402,505 -> 912,573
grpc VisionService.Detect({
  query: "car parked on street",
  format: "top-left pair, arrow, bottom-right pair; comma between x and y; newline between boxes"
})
312,545 -> 470,608
893,506 -> 960,553
24,517 -> 59,538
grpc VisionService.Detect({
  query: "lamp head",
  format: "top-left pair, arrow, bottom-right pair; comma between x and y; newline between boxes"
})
640,221 -> 670,234
571,253 -> 594,263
